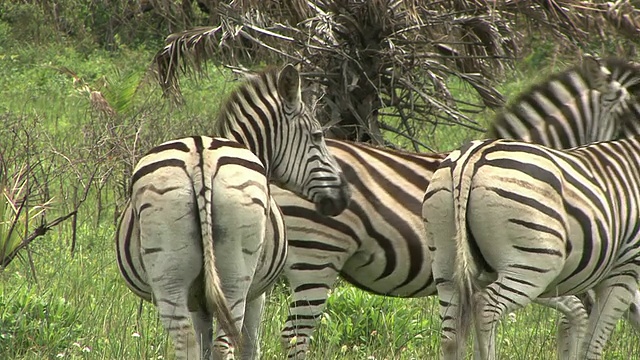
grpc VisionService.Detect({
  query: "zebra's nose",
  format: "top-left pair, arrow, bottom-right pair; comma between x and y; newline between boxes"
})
315,178 -> 351,216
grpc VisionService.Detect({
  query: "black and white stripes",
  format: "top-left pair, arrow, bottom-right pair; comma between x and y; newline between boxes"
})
275,56 -> 640,359
115,64 -> 350,360
487,57 -> 640,146
423,137 -> 640,359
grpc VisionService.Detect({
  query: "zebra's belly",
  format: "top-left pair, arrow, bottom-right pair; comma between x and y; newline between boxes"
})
340,246 -> 436,297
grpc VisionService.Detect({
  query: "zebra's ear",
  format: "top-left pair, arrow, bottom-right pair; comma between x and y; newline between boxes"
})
277,64 -> 302,105
582,55 -> 612,93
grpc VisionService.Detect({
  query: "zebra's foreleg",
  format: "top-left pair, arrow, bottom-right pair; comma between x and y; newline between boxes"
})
534,296 -> 588,359
191,307 -> 213,359
627,291 -> 640,331
581,276 -> 637,359
281,256 -> 343,359
240,293 -> 266,360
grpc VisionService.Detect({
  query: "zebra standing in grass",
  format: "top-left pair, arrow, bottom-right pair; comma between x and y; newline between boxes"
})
422,136 -> 640,359
275,57 -> 640,359
115,64 -> 351,360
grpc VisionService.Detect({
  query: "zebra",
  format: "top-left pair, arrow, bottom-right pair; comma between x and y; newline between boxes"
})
487,57 -> 640,148
422,136 -> 640,359
115,64 -> 351,360
275,57 -> 640,359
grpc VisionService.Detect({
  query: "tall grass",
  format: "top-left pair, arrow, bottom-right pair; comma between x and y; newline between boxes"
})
0,19 -> 638,360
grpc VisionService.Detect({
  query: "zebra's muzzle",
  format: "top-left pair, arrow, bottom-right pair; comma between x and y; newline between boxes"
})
314,175 -> 351,217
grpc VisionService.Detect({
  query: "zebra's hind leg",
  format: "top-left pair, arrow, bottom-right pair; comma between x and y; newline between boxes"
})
423,184 -> 468,360
580,289 -> 640,333
534,296 -> 588,359
581,276 -> 637,359
191,307 -> 213,359
138,195 -> 204,360
473,270 -> 562,360
209,164 -> 270,359
240,293 -> 266,360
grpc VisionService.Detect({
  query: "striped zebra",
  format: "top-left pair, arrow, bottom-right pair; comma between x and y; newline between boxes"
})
276,57 -> 640,359
115,64 -> 351,360
422,136 -> 640,359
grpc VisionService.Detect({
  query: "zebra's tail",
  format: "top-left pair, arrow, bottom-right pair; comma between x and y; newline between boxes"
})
196,181 -> 241,351
451,141 -> 484,346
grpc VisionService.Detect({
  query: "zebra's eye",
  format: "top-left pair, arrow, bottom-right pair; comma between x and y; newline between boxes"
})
310,130 -> 323,144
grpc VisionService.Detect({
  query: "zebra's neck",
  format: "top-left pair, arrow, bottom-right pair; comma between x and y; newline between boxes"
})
215,115 -> 274,177
212,71 -> 283,178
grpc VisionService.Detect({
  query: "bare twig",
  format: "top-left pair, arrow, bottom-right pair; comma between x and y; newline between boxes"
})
1,211 -> 78,270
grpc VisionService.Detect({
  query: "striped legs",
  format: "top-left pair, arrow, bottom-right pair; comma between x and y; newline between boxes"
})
535,296 -> 588,359
209,163 -> 269,359
190,295 -> 266,360
281,248 -> 347,359
137,192 -> 205,360
240,294 -> 266,360
191,308 -> 214,359
581,275 -> 638,359
624,291 -> 640,331
472,270 -> 564,360
423,184 -> 466,360
580,289 -> 640,332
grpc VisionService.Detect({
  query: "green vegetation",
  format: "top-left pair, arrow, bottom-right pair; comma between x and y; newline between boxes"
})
1,4 -> 638,360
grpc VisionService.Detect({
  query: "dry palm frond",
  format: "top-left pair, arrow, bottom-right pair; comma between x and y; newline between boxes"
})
603,0 -> 640,40
149,0 -> 640,148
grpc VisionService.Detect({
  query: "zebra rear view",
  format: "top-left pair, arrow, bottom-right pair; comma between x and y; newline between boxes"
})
116,64 -> 351,360
423,137 -> 640,360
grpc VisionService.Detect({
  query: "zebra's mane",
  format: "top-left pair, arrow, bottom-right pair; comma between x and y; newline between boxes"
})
604,57 -> 640,89
212,66 -> 280,137
486,57 -> 640,138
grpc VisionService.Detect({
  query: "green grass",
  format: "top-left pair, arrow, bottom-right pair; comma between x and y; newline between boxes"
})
0,223 -> 171,359
1,18 -> 638,360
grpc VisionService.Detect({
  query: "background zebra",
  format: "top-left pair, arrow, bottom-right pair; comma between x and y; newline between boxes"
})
422,136 -> 640,359
116,64 -> 351,360
275,56 -> 640,359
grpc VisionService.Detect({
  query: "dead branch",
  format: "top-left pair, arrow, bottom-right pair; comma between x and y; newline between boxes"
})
1,211 -> 77,270
147,0 -> 640,147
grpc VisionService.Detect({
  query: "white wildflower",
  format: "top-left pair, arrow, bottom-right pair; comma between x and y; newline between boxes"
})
288,335 -> 297,345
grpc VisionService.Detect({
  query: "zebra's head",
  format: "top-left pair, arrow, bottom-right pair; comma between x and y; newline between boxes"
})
214,64 -> 351,216
583,56 -> 640,140
270,64 -> 351,216
600,58 -> 640,138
